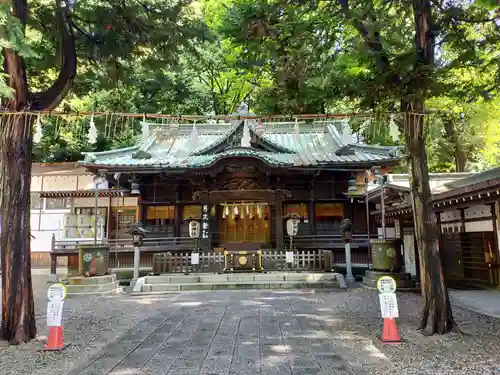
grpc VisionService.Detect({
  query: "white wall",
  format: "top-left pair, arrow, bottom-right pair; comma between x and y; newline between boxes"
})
377,227 -> 397,239
30,209 -> 69,252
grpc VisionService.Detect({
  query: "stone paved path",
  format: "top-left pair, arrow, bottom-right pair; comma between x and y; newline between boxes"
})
68,290 -> 392,375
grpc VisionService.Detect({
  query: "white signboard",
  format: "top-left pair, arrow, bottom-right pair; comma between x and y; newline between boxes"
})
47,283 -> 67,302
403,234 -> 417,277
191,252 -> 200,265
46,283 -> 67,327
379,293 -> 399,318
47,300 -> 64,327
376,276 -> 397,294
285,251 -> 294,263
394,220 -> 401,237
202,205 -> 209,239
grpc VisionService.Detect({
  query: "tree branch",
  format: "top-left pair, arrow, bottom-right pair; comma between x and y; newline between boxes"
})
337,0 -> 392,74
29,0 -> 76,111
2,0 -> 29,109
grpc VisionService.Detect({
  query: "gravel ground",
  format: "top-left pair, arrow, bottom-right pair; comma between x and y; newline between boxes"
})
0,274 -> 178,375
1,277 -> 500,375
333,288 -> 500,375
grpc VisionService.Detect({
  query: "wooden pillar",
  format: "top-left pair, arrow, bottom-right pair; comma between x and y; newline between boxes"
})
491,202 -> 500,287
50,234 -> 57,275
107,196 -> 112,239
275,193 -> 284,250
136,195 -> 143,223
309,183 -> 316,235
434,210 -> 444,282
493,201 -> 500,259
174,186 -> 181,237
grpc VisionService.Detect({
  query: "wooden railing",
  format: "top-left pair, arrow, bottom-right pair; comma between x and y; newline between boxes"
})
284,234 -> 370,249
52,233 -> 371,254
52,236 -> 200,254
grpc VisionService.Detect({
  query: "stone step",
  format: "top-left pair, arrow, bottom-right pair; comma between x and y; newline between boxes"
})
69,275 -> 116,285
362,276 -> 416,289
66,286 -> 123,297
144,273 -> 338,285
365,271 -> 412,281
140,280 -> 341,293
66,281 -> 121,294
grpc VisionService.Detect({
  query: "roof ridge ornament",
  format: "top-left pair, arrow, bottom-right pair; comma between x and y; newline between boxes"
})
191,122 -> 199,151
341,118 -> 353,145
141,114 -> 149,144
241,120 -> 251,148
237,101 -> 249,115
294,117 -> 300,144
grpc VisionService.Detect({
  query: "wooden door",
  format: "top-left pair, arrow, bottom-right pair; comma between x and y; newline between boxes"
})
219,206 -> 270,243
483,231 -> 499,285
441,232 -> 464,283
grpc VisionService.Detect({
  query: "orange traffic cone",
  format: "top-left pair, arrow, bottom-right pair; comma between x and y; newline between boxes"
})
381,318 -> 401,344
42,326 -> 67,351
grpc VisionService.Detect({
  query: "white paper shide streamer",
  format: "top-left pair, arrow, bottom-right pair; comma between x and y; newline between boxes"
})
34,114 -> 43,144
388,114 -> 400,142
87,113 -> 98,144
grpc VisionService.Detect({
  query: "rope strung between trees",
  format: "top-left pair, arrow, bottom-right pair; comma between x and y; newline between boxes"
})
0,110 -> 432,147
0,110 -> 429,121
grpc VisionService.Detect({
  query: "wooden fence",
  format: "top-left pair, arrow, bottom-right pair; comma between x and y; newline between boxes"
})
148,250 -> 359,274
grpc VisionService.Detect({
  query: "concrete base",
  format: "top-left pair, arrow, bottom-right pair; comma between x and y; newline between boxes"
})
132,272 -> 345,294
362,270 -> 416,289
344,275 -> 356,285
66,274 -> 122,296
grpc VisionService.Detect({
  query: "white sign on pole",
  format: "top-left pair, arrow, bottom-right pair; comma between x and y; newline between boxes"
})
191,252 -> 200,265
379,293 -> 399,318
376,276 -> 397,294
285,251 -> 294,263
47,300 -> 64,327
47,283 -> 67,302
46,283 -> 67,327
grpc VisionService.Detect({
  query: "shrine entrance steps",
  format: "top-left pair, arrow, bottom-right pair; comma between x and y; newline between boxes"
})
132,272 -> 346,294
66,275 -> 123,297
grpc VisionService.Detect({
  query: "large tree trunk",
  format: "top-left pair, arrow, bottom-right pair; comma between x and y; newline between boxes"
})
405,107 -> 458,334
0,114 -> 37,344
1,0 -> 76,344
408,0 -> 459,335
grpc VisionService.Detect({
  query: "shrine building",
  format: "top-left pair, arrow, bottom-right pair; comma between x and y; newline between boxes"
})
44,108 -> 397,273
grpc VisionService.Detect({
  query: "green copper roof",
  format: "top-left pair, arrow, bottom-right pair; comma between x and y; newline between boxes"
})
445,167 -> 500,189
82,119 -> 401,169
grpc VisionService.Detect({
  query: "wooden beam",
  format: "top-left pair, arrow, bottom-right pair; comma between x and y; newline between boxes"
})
275,192 -> 284,250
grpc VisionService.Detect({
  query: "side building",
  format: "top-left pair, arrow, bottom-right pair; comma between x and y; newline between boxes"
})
370,169 -> 500,288
30,163 -> 138,268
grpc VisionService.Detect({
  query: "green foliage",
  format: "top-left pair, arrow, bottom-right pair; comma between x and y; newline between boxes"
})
0,3 -> 37,97
3,0 -> 500,170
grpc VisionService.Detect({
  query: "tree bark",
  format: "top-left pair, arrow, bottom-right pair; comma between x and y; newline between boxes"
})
408,0 -> 458,335
404,108 -> 458,335
0,114 -> 37,344
1,0 -> 76,344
